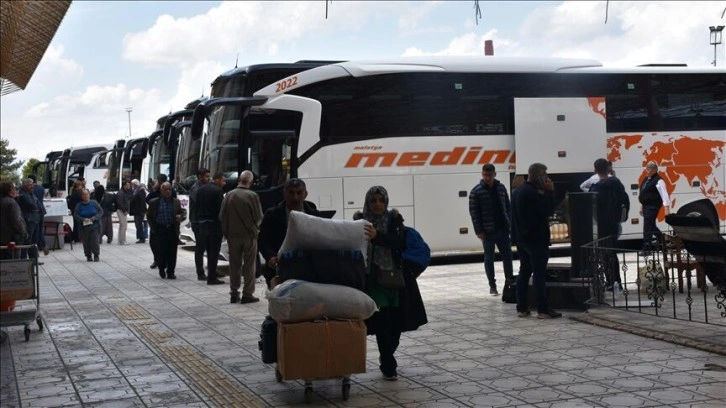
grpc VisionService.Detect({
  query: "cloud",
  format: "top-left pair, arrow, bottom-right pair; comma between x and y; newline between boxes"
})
26,45 -> 84,91
121,1 -> 415,66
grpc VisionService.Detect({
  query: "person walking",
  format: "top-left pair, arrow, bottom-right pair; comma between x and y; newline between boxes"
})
511,163 -> 561,319
188,168 -> 210,279
468,164 -> 514,295
68,180 -> 84,243
28,175 -> 49,255
589,158 -> 630,291
258,178 -> 320,289
220,170 -> 263,304
98,186 -> 115,244
638,161 -> 670,251
116,180 -> 132,245
194,172 -> 226,284
130,179 -> 148,243
354,185 -> 427,381
147,182 -> 184,279
16,178 -> 42,259
73,189 -> 102,262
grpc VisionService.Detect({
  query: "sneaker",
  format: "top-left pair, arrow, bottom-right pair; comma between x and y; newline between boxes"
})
159,269 -> 166,279
207,279 -> 225,285
489,287 -> 499,295
230,293 -> 240,304
93,255 -> 99,262
537,309 -> 563,319
517,310 -> 531,318
239,296 -> 260,304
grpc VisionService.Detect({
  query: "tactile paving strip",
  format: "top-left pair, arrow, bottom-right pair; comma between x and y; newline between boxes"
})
116,305 -> 264,407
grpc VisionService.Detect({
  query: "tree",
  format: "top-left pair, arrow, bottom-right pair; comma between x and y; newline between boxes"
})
0,138 -> 23,183
21,157 -> 40,181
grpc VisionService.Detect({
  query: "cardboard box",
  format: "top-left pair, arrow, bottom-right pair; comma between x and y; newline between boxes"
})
277,319 -> 366,380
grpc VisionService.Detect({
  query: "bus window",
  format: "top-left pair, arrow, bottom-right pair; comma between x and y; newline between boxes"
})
249,136 -> 289,190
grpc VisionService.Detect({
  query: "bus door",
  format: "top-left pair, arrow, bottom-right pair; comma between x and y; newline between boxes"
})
124,137 -> 149,184
514,97 -> 606,225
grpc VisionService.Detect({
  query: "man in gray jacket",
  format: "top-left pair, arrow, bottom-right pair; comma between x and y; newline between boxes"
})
220,170 -> 263,304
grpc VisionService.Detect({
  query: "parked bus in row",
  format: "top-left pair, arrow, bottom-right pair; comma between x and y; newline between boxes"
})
34,145 -> 110,198
191,56 -> 725,254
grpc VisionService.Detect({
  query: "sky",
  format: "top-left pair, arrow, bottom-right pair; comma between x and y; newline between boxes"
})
1,0 -> 725,164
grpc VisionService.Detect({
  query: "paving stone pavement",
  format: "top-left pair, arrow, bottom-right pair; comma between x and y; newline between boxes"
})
1,227 -> 725,407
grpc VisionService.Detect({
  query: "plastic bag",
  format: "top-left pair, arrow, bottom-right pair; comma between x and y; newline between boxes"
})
267,279 -> 378,323
278,211 -> 370,262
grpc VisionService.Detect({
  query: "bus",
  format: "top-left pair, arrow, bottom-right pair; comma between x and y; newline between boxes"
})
147,114 -> 172,186
192,56 -> 725,254
34,145 -> 110,198
104,137 -> 149,192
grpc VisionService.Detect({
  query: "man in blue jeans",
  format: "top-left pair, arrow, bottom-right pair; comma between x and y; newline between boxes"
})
469,164 -> 514,295
511,163 -> 562,319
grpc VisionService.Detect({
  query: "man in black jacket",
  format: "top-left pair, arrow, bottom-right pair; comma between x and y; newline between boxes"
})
469,164 -> 513,295
638,161 -> 671,251
258,178 -> 320,288
511,163 -> 561,319
194,172 -> 226,284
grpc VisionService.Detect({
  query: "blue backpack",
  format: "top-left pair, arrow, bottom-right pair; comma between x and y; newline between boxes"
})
402,226 -> 431,276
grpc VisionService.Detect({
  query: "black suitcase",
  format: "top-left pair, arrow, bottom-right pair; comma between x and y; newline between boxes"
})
502,275 -> 517,304
258,316 -> 277,364
277,249 -> 366,291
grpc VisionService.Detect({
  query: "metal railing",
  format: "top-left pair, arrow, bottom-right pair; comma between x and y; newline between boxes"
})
580,234 -> 726,326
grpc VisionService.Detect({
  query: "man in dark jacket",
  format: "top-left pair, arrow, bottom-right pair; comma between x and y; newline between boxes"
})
29,175 -> 49,255
589,158 -> 630,291
130,180 -> 147,243
147,182 -> 185,279
258,178 -> 320,288
16,178 -> 43,258
638,161 -> 671,251
188,168 -> 210,278
511,163 -> 561,319
469,164 -> 513,295
193,171 -> 225,284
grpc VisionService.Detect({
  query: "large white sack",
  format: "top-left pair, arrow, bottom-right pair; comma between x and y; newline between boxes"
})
278,211 -> 370,257
267,279 -> 378,323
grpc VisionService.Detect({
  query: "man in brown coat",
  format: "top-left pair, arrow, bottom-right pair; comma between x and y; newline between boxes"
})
147,182 -> 185,279
220,170 -> 263,304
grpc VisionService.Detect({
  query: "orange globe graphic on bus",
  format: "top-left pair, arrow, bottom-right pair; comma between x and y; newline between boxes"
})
607,134 -> 726,222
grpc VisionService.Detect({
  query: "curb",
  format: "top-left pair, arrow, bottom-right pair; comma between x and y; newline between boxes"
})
569,312 -> 726,356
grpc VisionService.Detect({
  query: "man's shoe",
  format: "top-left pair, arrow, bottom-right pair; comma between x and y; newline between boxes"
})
239,296 -> 260,304
107,239 -> 112,244
166,273 -> 177,280
37,262 -> 45,265
197,273 -> 207,281
230,294 -> 240,304
43,246 -> 50,256
207,279 -> 225,285
159,269 -> 166,279
150,262 -> 157,269
136,240 -> 145,244
517,310 -> 531,318
86,256 -> 93,262
489,287 -> 499,295
537,309 -> 563,319
383,374 -> 398,381
93,255 -> 99,262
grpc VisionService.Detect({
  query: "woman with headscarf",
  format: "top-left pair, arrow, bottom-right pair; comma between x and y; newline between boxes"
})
74,188 -> 103,262
354,185 -> 427,381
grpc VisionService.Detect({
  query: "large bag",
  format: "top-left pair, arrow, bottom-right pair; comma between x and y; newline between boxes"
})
258,316 -> 277,364
266,279 -> 377,323
402,226 -> 431,277
278,211 -> 371,261
277,249 -> 366,291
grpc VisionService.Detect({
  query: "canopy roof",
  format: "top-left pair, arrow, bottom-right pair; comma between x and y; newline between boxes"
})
1,0 -> 72,96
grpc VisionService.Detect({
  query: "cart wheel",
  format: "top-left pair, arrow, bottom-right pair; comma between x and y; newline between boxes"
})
24,326 -> 30,342
304,386 -> 313,404
275,368 -> 282,383
342,383 -> 350,401
36,317 -> 43,332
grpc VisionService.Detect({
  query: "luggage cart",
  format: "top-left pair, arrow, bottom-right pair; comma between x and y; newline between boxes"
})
0,244 -> 43,344
275,367 -> 352,403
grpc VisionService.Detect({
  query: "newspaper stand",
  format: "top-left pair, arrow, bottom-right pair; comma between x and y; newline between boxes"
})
0,244 -> 43,344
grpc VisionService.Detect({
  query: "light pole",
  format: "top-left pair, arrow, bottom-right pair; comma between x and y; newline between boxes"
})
709,25 -> 725,66
125,107 -> 133,138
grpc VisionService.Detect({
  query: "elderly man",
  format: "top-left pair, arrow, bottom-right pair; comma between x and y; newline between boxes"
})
147,182 -> 185,279
220,170 -> 263,303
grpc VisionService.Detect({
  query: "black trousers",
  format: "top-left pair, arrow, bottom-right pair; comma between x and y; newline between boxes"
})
154,226 -> 178,274
192,223 -> 204,274
197,221 -> 223,281
368,306 -> 402,376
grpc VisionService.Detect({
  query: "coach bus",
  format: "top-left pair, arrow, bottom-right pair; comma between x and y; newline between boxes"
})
103,137 -> 149,191
191,56 -> 725,254
35,145 -> 110,198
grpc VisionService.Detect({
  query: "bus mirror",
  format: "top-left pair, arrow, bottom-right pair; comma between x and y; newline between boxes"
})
191,104 -> 207,141
163,119 -> 174,146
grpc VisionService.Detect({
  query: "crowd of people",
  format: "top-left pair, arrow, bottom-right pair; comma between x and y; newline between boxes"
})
0,158 -> 673,381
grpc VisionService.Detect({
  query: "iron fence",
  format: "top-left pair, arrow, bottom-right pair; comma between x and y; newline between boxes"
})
580,234 -> 726,326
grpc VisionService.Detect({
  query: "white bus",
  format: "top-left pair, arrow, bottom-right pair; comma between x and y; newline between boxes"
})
35,145 -> 110,198
194,57 -> 725,253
